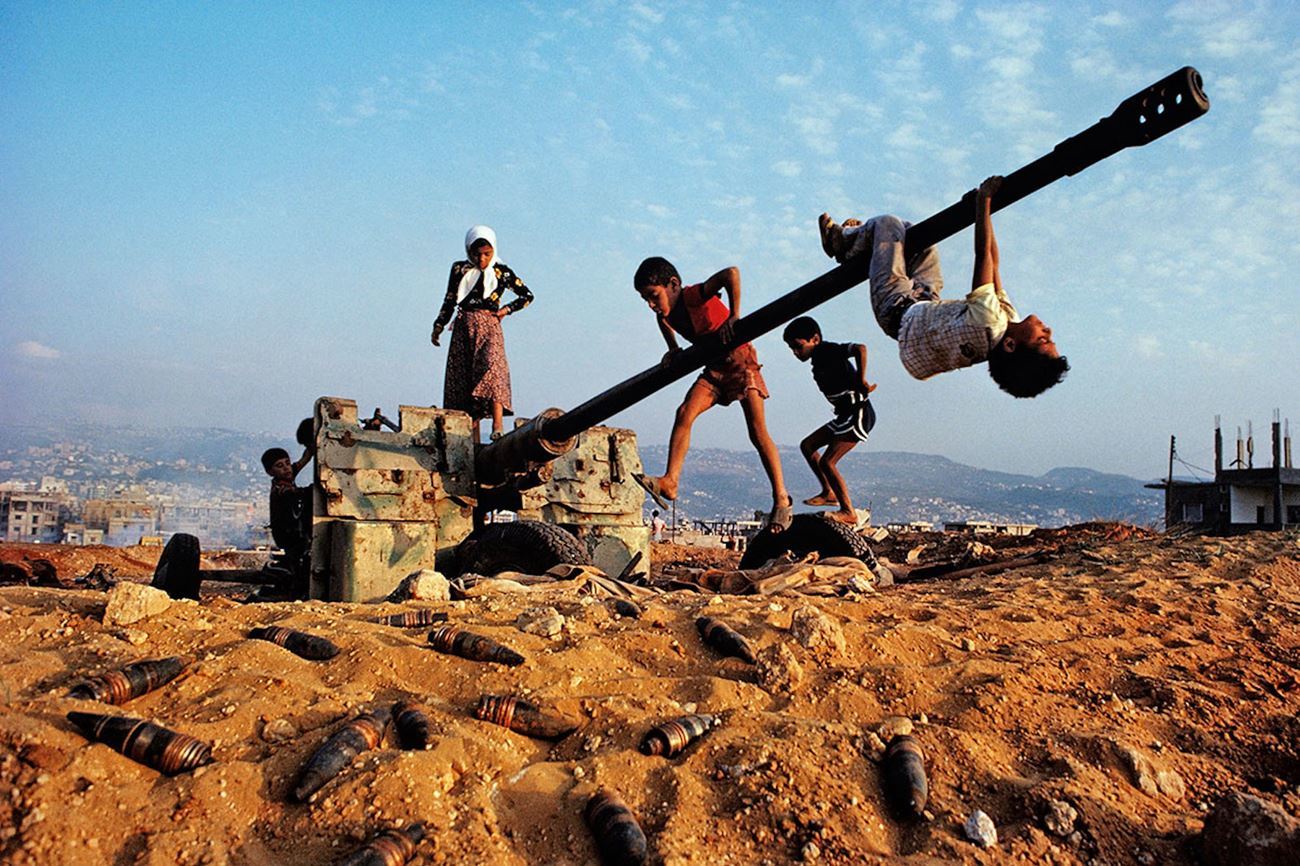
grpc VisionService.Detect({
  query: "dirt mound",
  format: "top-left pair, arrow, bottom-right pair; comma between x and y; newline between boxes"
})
1,527 -> 1297,864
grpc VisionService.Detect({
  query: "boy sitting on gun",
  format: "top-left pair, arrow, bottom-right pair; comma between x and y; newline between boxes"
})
818,175 -> 1069,397
631,257 -> 793,533
784,316 -> 876,526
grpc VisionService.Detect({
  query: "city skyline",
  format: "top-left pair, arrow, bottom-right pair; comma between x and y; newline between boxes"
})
3,3 -> 1298,480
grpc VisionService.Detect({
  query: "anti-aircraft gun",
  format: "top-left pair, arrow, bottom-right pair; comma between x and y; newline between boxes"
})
155,68 -> 1208,602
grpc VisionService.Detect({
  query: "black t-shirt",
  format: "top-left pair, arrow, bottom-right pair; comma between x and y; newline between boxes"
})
810,341 -> 860,400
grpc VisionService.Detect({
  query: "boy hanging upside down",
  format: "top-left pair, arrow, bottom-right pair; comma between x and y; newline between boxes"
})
631,257 -> 794,533
819,175 -> 1069,397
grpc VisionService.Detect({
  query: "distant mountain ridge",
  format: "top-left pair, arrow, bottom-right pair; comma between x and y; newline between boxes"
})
640,445 -> 1163,528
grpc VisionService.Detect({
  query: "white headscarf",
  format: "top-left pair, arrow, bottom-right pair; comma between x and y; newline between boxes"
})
456,224 -> 499,305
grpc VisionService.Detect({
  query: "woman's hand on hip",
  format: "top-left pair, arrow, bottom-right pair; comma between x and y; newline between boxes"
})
494,308 -> 509,320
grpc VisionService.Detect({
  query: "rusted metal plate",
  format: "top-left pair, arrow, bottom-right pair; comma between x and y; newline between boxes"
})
522,427 -> 646,513
327,520 -> 440,603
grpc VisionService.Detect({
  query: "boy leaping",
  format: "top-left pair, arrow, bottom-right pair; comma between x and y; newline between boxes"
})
819,176 -> 1069,397
783,316 -> 876,526
632,257 -> 793,533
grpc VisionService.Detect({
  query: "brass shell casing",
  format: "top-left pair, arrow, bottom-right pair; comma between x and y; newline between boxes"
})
639,713 -> 718,757
695,616 -> 756,664
293,706 -> 390,802
428,626 -> 525,666
392,701 -> 434,750
66,711 -> 212,775
379,610 -> 448,628
338,823 -> 426,866
249,625 -> 340,660
882,734 -> 928,818
67,656 -> 189,704
473,694 -> 578,740
584,788 -> 648,866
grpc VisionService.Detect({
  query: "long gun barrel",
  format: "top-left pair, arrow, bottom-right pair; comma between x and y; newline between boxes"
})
479,67 -> 1208,482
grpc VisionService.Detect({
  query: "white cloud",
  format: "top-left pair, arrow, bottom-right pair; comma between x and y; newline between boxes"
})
16,341 -> 60,360
1166,0 -> 1272,60
921,0 -> 962,24
776,72 -> 810,88
1093,10 -> 1127,27
645,204 -> 672,219
771,160 -> 802,178
620,34 -> 652,64
1254,50 -> 1300,149
1135,335 -> 1164,359
630,3 -> 664,25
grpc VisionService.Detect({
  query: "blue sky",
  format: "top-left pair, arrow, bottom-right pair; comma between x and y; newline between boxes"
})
3,1 -> 1297,480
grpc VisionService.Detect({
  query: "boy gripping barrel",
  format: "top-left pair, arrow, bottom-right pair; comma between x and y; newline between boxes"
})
783,316 -> 876,526
819,175 -> 1069,397
631,257 -> 793,533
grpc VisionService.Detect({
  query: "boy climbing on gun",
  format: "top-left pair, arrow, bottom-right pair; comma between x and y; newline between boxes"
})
631,257 -> 793,533
819,175 -> 1069,397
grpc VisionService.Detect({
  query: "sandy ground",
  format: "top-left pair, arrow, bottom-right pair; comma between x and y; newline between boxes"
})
0,527 -> 1297,865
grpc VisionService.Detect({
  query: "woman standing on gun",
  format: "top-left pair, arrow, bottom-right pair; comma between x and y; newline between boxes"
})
431,225 -> 534,442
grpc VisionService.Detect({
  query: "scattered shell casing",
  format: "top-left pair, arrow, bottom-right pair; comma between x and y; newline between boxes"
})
428,626 -> 524,666
66,711 -> 212,775
584,788 -> 648,866
608,599 -> 642,619
378,610 -> 448,628
338,823 -> 426,866
392,701 -> 435,750
293,706 -> 391,802
249,625 -> 340,660
639,713 -> 718,757
882,734 -> 928,818
473,694 -> 578,740
695,616 -> 756,664
67,656 -> 190,704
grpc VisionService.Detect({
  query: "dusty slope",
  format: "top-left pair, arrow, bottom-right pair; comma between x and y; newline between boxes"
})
0,528 -> 1297,865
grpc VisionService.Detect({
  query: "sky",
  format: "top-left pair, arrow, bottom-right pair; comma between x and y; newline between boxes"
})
2,1 -> 1297,482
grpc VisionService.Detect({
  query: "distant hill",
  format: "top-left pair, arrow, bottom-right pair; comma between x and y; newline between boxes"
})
641,445 -> 1163,528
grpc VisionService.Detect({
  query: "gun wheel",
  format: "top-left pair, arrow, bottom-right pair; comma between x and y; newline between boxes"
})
456,520 -> 590,577
739,513 -> 884,581
152,533 -> 202,600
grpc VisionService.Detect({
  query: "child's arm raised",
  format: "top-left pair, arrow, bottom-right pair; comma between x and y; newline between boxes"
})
849,343 -> 877,394
702,267 -> 742,343
973,175 -> 1003,293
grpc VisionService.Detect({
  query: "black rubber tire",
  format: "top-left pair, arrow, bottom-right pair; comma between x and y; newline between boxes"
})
152,533 -> 202,600
740,513 -> 880,572
457,520 -> 590,577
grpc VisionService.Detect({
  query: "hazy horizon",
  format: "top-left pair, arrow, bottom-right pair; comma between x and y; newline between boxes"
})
4,3 -> 1297,481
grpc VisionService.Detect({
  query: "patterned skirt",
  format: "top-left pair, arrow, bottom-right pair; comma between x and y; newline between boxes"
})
443,309 -> 513,417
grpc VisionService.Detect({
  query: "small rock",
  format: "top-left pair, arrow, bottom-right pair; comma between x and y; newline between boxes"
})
861,731 -> 887,759
1042,798 -> 1078,837
515,606 -> 564,637
386,569 -> 451,602
800,840 -> 820,861
964,810 -> 997,848
121,628 -> 149,645
261,718 -> 298,743
755,642 -> 804,695
790,606 -> 846,654
1115,743 -> 1185,799
1201,792 -> 1300,866
959,637 -> 976,651
103,582 -> 171,626
876,715 -> 913,741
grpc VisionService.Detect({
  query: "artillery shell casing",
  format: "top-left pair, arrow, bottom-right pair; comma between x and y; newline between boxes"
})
66,711 -> 212,775
378,610 -> 448,628
473,694 -> 578,740
584,788 -> 648,866
249,625 -> 340,660
338,823 -> 426,866
428,626 -> 525,666
393,701 -> 435,750
695,616 -> 756,664
292,706 -> 390,802
608,599 -> 642,619
639,713 -> 718,757
67,656 -> 189,704
882,734 -> 928,817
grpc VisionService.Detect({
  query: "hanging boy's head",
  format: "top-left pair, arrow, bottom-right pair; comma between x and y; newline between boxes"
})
988,315 -> 1069,398
782,316 -> 822,361
633,256 -> 682,316
261,447 -> 293,480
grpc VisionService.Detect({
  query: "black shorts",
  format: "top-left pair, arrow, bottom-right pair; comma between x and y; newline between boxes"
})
826,394 -> 875,442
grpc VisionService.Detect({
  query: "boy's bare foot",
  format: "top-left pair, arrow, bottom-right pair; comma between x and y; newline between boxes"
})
817,213 -> 843,259
632,473 -> 673,509
826,510 -> 858,526
803,494 -> 836,506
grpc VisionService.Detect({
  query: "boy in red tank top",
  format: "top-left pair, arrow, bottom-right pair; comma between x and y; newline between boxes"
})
632,257 -> 793,533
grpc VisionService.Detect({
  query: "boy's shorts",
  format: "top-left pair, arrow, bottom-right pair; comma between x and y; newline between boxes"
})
698,343 -> 768,406
826,393 -> 876,442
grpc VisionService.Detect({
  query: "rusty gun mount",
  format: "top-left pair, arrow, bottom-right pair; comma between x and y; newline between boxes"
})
479,67 -> 1209,481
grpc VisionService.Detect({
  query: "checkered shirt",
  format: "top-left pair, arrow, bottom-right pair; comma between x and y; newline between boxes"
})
897,283 -> 1018,380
